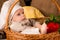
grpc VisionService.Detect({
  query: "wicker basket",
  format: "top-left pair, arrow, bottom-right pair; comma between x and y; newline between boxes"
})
4,0 -> 60,40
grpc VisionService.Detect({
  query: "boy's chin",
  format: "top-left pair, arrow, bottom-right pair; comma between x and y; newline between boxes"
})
12,19 -> 28,23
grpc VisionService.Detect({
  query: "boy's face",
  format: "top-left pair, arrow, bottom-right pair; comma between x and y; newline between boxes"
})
12,9 -> 25,22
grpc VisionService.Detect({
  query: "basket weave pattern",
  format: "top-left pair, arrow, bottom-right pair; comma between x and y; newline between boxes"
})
6,31 -> 60,40
4,0 -> 60,40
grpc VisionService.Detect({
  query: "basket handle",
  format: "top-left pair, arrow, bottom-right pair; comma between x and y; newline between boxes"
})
5,0 -> 19,30
51,0 -> 60,12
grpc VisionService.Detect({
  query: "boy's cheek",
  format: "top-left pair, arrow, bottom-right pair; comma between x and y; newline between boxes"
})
12,17 -> 19,22
12,16 -> 16,21
12,16 -> 25,22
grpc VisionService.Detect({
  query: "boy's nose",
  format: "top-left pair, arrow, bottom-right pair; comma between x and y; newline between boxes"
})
22,16 -> 25,19
21,15 -> 25,20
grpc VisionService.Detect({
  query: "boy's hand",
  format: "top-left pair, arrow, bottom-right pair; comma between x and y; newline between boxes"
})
34,22 -> 41,29
40,22 -> 47,34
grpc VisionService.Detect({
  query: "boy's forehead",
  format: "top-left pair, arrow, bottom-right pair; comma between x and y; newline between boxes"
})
18,8 -> 23,11
14,8 -> 24,15
16,8 -> 24,12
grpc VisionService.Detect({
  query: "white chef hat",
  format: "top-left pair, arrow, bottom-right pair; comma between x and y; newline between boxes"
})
0,1 -> 21,30
0,1 -> 13,30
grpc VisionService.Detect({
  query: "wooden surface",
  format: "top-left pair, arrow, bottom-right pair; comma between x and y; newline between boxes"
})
0,0 -> 6,12
31,0 -> 60,16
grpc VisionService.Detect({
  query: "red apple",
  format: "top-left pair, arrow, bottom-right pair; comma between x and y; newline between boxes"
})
47,22 -> 59,33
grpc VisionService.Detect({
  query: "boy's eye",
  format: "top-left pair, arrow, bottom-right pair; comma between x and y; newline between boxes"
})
22,12 -> 24,14
17,13 -> 20,16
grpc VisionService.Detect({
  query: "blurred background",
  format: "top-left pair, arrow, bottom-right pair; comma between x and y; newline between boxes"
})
0,0 -> 60,16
